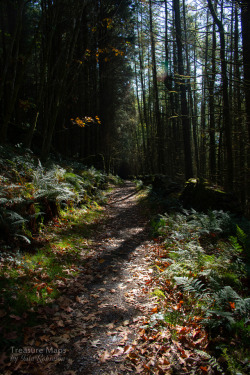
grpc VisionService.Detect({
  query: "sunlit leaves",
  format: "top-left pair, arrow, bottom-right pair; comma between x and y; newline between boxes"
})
93,46 -> 125,62
70,115 -> 101,128
102,17 -> 113,30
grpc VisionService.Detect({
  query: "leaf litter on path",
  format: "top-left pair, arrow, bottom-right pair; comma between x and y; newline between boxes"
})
0,182 -> 211,375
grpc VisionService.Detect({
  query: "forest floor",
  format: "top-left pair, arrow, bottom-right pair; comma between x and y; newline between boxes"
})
2,181 -> 249,375
1,147 -> 249,374
1,182 -> 161,375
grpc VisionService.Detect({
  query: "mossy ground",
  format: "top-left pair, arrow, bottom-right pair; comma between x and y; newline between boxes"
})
0,201 -> 106,350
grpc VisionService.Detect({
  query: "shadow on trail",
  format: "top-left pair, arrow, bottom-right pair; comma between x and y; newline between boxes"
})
53,183 -> 151,374
87,225 -> 149,275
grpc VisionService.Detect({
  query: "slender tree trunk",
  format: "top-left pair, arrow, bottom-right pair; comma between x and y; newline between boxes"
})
208,22 -> 216,181
207,0 -> 233,189
192,18 -> 199,176
149,0 -> 163,173
234,2 -> 246,205
135,61 -> 146,172
182,0 -> 199,176
200,13 -> 209,178
241,0 -> 250,142
241,0 -> 250,213
173,0 -> 193,179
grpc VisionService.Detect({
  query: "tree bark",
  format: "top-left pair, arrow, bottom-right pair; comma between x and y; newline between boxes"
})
207,0 -> 234,189
173,0 -> 193,180
149,0 -> 163,173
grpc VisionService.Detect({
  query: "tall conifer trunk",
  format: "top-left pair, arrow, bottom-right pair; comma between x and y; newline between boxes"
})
149,0 -> 163,173
207,0 -> 233,189
173,0 -> 193,179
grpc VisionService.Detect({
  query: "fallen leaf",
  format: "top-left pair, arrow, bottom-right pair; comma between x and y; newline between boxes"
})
50,342 -> 59,348
75,295 -> 82,303
82,313 -> 97,321
63,306 -> 73,313
91,339 -> 101,347
54,334 -> 70,344
123,345 -> 132,355
90,293 -> 100,299
135,364 -> 144,373
111,347 -> 124,357
200,366 -> 208,372
39,335 -> 50,342
99,350 -> 110,362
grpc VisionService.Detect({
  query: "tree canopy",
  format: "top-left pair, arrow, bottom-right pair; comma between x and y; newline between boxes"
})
0,0 -> 250,212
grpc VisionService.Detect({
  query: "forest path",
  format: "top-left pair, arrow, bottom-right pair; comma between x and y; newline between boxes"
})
47,181 -> 154,374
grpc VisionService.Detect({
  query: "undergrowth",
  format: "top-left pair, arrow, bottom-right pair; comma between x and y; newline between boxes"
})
0,144 -> 121,348
149,209 -> 250,374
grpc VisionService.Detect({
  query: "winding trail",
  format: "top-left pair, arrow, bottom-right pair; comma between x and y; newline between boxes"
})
48,182 -> 153,374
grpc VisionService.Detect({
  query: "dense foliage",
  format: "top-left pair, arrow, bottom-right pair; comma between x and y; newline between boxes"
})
0,144 -> 120,248
0,144 -> 123,353
140,204 -> 250,374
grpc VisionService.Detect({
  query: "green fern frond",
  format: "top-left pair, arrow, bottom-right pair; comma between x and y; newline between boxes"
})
194,349 -> 224,373
236,225 -> 247,246
5,210 -> 28,227
174,276 -> 209,297
229,236 -> 243,253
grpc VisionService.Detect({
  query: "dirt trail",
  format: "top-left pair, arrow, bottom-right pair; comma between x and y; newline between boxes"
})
46,182 -> 153,374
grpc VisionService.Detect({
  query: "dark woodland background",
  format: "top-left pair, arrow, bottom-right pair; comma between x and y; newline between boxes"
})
1,0 -> 250,212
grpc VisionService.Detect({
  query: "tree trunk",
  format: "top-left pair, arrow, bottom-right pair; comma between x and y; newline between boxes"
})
207,0 -> 233,189
240,0 -> 250,213
173,0 -> 193,179
149,0 -> 163,173
208,22 -> 216,181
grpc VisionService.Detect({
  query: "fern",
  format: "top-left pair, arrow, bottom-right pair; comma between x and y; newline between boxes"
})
229,236 -> 243,254
33,163 -> 77,203
186,209 -> 234,236
7,210 -> 28,227
203,286 -> 250,331
0,207 -> 27,228
64,172 -> 85,191
174,276 -> 209,298
195,350 -> 224,374
173,278 -> 250,332
0,207 -> 30,243
236,225 -> 247,247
